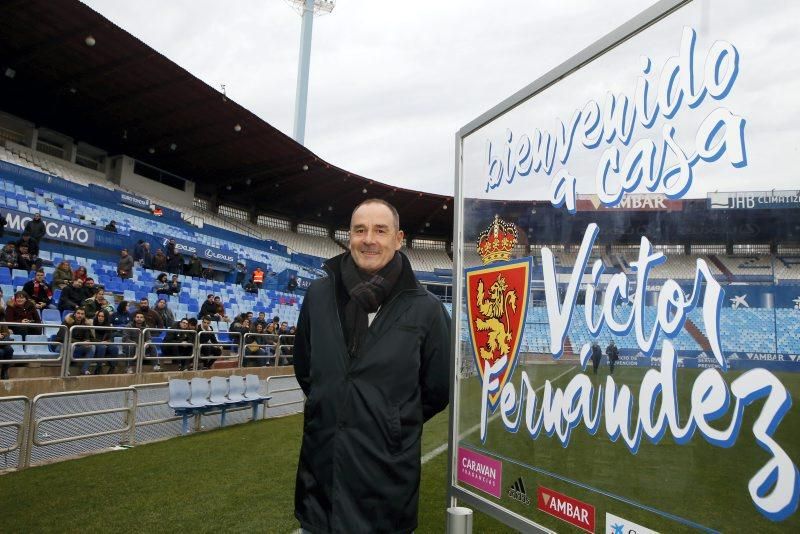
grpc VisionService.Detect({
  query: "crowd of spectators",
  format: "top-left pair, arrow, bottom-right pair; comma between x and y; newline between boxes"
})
0,213 -> 299,379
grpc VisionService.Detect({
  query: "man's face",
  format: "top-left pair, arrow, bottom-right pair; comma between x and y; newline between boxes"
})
95,289 -> 104,299
75,309 -> 85,321
86,279 -> 94,288
33,214 -> 41,221
180,320 -> 189,329
259,313 -> 265,320
349,202 -> 403,274
214,297 -> 221,304
121,249 -> 128,257
139,299 -> 149,310
73,279 -> 83,288
202,319 -> 211,328
35,272 -> 44,282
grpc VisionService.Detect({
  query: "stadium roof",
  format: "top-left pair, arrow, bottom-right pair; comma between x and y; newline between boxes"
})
0,0 -> 454,239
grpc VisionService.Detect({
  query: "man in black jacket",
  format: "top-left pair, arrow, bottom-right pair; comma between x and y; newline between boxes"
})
58,278 -> 85,313
24,213 -> 46,243
293,199 -> 450,534
22,269 -> 56,310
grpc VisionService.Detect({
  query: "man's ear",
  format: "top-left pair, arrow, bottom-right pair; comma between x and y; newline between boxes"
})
395,230 -> 404,250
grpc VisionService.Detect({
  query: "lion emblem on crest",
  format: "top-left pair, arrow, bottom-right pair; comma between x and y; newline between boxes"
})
474,273 -> 518,360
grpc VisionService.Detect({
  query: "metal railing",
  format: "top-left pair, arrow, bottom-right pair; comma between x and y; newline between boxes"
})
0,322 -> 67,367
142,327 -> 197,371
277,334 -> 296,366
197,329 -> 242,368
0,396 -> 30,471
0,322 -> 297,377
242,333 -> 279,367
25,387 -> 137,468
0,375 -> 303,471
67,324 -> 141,376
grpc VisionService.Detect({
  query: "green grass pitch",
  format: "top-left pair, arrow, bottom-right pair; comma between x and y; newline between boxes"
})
0,364 -> 796,532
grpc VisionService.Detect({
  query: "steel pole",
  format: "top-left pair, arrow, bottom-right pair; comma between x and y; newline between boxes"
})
292,0 -> 315,145
446,506 -> 473,534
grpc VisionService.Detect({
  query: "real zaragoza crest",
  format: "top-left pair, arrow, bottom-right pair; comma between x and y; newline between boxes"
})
465,215 -> 531,409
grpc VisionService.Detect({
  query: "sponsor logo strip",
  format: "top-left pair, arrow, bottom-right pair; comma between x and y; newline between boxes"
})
457,447 -> 502,498
536,486 -> 595,533
606,512 -> 659,534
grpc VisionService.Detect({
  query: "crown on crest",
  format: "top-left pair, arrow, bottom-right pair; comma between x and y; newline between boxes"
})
476,215 -> 517,264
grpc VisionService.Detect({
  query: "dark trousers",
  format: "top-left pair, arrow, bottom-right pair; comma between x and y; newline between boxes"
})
609,359 -> 616,374
592,357 -> 601,374
0,346 -> 14,379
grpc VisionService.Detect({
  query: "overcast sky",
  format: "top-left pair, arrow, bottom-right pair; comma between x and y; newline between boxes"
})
82,0 -> 656,195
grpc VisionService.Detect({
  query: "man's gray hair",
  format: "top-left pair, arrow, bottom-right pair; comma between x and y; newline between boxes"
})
350,198 -> 400,231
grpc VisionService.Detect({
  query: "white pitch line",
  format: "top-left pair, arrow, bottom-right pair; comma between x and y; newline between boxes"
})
421,364 -> 579,465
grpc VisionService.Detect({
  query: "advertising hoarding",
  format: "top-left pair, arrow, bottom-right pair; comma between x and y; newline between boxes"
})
450,1 -> 800,531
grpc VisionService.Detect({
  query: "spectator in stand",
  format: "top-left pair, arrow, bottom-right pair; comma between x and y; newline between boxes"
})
73,266 -> 88,284
24,213 -> 46,243
154,298 -> 175,327
187,254 -> 203,277
213,296 -> 229,322
167,274 -> 181,296
111,300 -> 132,327
0,242 -> 17,269
235,262 -> 246,285
53,260 -> 73,289
60,307 -> 97,375
123,311 -> 152,373
16,243 -> 35,271
254,311 -> 268,329
265,322 -> 279,364
23,269 -> 56,310
244,278 -> 259,294
252,267 -> 265,289
153,273 -> 170,295
271,316 -> 280,332
83,277 -> 98,298
141,242 -> 153,269
199,294 -> 217,320
230,314 -> 249,332
137,297 -> 164,330
161,318 -> 195,371
16,234 -> 40,270
5,291 -> 41,339
0,287 -> 5,313
133,240 -> 146,263
168,250 -> 183,275
92,309 -> 120,374
278,321 -> 289,337
58,278 -> 85,313
83,287 -> 113,318
16,234 -> 39,256
117,248 -> 134,279
197,315 -> 221,370
244,321 -> 270,367
166,239 -> 177,262
104,220 -> 118,233
0,309 -> 15,380
202,265 -> 214,280
287,275 -> 298,294
163,318 -> 195,371
152,248 -> 167,271
0,210 -> 6,238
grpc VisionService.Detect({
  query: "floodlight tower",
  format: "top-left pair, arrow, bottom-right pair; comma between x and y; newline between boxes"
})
286,0 -> 335,145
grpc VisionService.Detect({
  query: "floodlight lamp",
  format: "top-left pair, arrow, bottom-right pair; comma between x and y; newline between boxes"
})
85,35 -> 96,47
285,0 -> 336,15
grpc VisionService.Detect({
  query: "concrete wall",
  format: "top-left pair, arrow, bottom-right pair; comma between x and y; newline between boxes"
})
115,155 -> 195,208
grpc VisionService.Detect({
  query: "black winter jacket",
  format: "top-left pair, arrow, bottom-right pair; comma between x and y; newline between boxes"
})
293,252 -> 450,534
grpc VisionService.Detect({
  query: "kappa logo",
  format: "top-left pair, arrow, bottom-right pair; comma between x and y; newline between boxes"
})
507,477 -> 531,505
466,216 -> 531,409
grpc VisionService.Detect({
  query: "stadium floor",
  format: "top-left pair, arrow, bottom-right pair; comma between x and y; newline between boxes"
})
0,406 -> 513,533
2,363 -> 797,532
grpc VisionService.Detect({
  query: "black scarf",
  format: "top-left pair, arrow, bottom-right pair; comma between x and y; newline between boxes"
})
340,252 -> 402,357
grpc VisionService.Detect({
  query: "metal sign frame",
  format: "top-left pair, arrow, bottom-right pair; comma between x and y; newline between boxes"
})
448,1 -> 692,531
